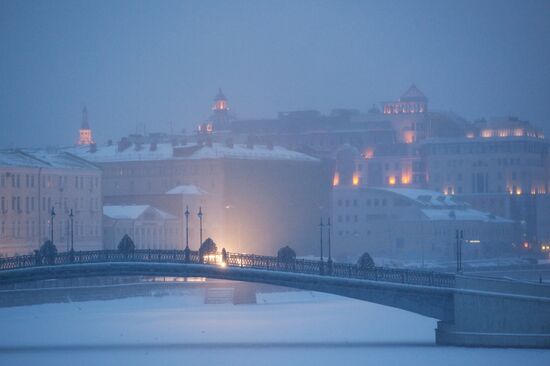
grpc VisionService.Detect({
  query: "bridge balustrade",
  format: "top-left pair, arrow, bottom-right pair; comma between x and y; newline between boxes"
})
0,250 -> 455,288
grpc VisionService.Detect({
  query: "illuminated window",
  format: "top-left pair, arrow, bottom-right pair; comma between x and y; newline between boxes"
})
352,173 -> 360,186
332,173 -> 340,187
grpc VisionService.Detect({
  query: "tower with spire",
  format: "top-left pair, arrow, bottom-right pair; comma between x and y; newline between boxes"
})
77,106 -> 94,145
211,88 -> 231,130
198,89 -> 232,134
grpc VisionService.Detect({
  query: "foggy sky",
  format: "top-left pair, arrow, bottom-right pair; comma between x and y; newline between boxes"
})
1,0 -> 549,148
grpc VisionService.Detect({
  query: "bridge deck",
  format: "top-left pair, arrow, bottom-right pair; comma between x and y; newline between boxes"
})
0,249 -> 456,288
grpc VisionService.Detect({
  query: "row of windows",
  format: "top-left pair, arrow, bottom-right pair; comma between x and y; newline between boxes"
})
0,220 -> 100,239
336,197 -> 397,208
425,141 -> 546,155
0,196 -> 100,214
108,165 -> 202,177
0,173 -> 99,191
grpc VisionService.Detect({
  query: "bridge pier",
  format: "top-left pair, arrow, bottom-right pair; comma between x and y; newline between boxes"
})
435,276 -> 550,348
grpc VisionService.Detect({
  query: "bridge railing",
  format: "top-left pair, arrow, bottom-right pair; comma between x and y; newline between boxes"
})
0,249 -> 455,288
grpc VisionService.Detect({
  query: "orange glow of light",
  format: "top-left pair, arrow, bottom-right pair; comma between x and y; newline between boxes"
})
403,131 -> 415,144
401,174 -> 411,185
523,242 -> 529,249
513,128 -> 524,137
332,172 -> 340,187
481,129 -> 493,138
515,187 -> 522,195
206,123 -> 213,133
388,176 -> 396,185
497,129 -> 510,137
363,148 -> 374,159
352,173 -> 360,186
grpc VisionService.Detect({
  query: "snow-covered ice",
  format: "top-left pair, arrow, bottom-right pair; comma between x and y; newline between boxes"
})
0,290 -> 548,366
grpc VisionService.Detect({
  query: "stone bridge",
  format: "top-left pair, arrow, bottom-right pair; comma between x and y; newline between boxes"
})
0,250 -> 548,348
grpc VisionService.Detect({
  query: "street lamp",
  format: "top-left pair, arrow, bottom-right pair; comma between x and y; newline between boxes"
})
69,209 -> 74,263
319,217 -> 324,275
50,207 -> 56,245
184,206 -> 190,262
456,229 -> 463,273
184,206 -> 190,250
198,207 -> 203,248
327,217 -> 332,274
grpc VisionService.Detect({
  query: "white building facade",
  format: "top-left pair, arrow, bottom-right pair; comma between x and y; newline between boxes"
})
0,150 -> 103,256
332,187 -> 517,262
103,205 -> 181,250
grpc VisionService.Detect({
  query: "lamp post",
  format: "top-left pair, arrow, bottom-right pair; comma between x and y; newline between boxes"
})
319,217 -> 324,275
50,207 -> 56,245
456,229 -> 463,273
327,217 -> 332,274
198,207 -> 203,247
69,209 -> 74,262
184,206 -> 190,262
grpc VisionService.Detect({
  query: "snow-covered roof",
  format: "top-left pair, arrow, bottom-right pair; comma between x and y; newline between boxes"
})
400,84 -> 427,101
373,187 -> 460,207
0,151 -> 47,168
103,205 -> 176,220
68,143 -> 175,163
67,142 -> 319,163
421,208 -> 513,223
0,150 -> 99,170
166,185 -> 207,195
360,187 -> 513,223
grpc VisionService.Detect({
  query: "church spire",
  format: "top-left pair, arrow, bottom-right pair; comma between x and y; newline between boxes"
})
77,106 -> 94,145
81,106 -> 90,129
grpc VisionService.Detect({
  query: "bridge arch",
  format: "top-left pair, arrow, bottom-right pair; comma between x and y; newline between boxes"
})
0,261 -> 455,321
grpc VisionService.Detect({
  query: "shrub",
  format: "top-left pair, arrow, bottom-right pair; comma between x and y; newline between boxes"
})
277,245 -> 296,263
199,238 -> 217,255
118,234 -> 135,253
39,240 -> 57,265
357,252 -> 375,270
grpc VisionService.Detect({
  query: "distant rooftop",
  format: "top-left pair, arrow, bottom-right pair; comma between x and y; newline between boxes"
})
373,187 -> 461,207
166,185 -> 207,195
67,142 -> 319,163
343,187 -> 513,223
0,149 -> 100,170
103,205 -> 176,220
400,84 -> 428,102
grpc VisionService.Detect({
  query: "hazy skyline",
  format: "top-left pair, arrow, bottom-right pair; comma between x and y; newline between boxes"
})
1,0 -> 549,148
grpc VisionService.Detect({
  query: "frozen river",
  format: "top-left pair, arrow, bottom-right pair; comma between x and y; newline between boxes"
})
0,289 -> 548,366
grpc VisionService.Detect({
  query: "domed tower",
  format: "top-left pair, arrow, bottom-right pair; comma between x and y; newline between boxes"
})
211,89 -> 231,131
77,106 -> 94,145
